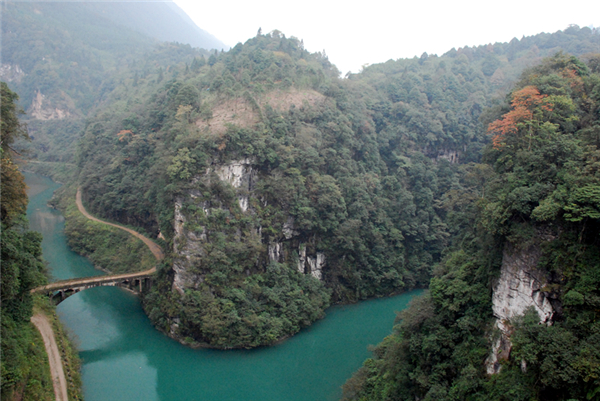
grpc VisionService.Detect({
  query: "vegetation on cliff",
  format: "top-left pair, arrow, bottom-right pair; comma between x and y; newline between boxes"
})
342,53 -> 600,401
1,82 -> 84,401
68,27 -> 600,350
1,1 -> 215,181
2,1 -> 600,396
6,0 -> 600,366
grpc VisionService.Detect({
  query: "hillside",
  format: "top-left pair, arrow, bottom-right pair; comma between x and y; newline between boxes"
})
3,6 -> 599,397
83,1 -> 226,51
66,27 -> 600,351
342,52 -> 600,401
0,0 -> 221,168
1,82 -> 83,401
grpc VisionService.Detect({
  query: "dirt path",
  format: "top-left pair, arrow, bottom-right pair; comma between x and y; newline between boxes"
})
31,314 -> 68,401
76,187 -> 164,260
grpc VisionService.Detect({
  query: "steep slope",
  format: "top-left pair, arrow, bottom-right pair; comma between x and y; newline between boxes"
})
342,53 -> 600,401
0,0 -> 218,172
85,1 -> 226,50
70,28 -> 600,350
1,82 -> 69,401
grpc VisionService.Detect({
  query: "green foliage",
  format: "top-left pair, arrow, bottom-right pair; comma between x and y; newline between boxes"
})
2,2 -> 215,183
167,147 -> 195,181
1,82 -> 29,224
1,311 -> 53,401
145,261 -> 330,348
34,297 -> 84,400
343,53 -> 600,400
56,187 -> 156,274
68,28 -> 600,350
1,82 -> 28,153
0,84 -> 82,399
0,214 -> 53,400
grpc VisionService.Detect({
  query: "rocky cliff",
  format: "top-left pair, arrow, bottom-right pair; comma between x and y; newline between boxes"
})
29,90 -> 74,120
486,233 -> 558,374
158,156 -> 332,348
171,157 -> 329,296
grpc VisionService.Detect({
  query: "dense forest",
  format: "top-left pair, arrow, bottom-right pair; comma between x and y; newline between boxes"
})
3,2 -> 600,397
1,82 -> 56,400
36,24 -> 592,355
342,53 -> 600,401
1,1 -> 216,171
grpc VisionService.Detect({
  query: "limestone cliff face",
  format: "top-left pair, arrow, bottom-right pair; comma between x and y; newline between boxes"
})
486,236 -> 557,374
214,158 -> 254,212
0,63 -> 25,83
171,158 -> 326,295
29,90 -> 73,120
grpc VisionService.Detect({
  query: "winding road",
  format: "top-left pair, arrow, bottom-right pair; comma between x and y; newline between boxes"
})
32,187 -> 164,400
75,188 -> 164,260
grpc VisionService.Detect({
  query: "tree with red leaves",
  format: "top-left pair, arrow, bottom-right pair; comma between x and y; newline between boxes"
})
487,85 -> 553,149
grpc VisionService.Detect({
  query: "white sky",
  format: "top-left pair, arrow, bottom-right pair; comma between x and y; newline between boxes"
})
173,0 -> 599,75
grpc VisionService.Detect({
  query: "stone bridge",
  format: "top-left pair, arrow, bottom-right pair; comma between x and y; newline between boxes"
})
32,267 -> 156,305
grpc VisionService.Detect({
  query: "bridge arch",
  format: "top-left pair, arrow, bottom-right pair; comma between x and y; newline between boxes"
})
32,268 -> 156,305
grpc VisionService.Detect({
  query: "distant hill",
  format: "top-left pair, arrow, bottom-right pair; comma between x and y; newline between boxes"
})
1,0 -> 224,112
82,0 -> 227,51
1,0 -> 217,165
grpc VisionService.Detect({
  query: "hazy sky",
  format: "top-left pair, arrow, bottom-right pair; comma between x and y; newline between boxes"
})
173,0 -> 599,74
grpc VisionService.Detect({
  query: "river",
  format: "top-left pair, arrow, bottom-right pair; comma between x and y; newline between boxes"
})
25,172 -> 421,401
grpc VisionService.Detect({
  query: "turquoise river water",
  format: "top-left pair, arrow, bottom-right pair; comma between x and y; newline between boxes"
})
25,172 -> 421,401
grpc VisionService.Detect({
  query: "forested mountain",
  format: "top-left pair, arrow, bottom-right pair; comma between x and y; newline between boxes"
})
1,82 -> 53,400
62,26 -> 600,352
4,4 -> 599,397
342,52 -> 600,401
0,0 -> 221,167
83,0 -> 226,51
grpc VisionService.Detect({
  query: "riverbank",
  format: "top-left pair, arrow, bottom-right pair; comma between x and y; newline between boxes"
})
52,185 -> 157,275
27,171 -> 423,401
23,173 -> 84,401
31,297 -> 84,401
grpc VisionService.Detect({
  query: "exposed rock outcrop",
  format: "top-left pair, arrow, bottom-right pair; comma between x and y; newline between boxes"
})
436,148 -> 460,163
486,238 -> 556,374
214,157 -> 255,211
172,199 -> 205,294
29,90 -> 72,120
296,244 -> 325,280
0,63 -> 25,83
171,158 -> 327,297
195,89 -> 326,136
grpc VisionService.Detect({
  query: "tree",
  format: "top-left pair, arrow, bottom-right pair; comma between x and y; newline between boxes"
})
1,83 -> 52,400
487,85 -> 553,149
1,82 -> 29,224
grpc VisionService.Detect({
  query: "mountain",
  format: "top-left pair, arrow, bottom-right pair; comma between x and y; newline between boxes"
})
342,52 -> 600,401
1,82 -> 81,401
2,3 -> 599,395
0,0 -> 220,167
78,0 -> 227,51
64,27 -> 600,353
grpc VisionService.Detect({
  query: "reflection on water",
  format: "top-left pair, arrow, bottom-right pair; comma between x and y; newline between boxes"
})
25,172 -> 421,401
